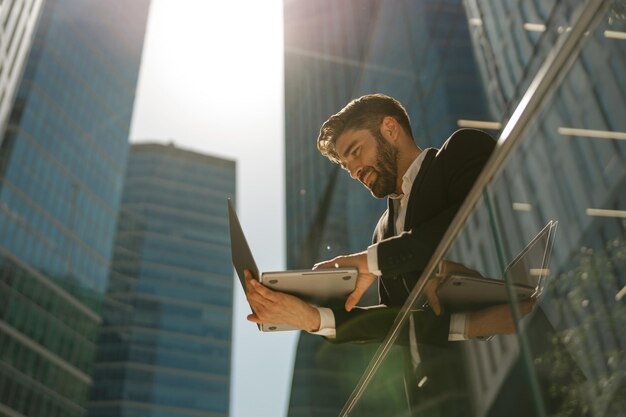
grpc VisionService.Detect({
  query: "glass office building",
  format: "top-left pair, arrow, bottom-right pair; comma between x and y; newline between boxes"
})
87,144 -> 236,417
0,0 -> 150,416
340,1 -> 626,416
0,0 -> 45,140
283,1 -> 492,416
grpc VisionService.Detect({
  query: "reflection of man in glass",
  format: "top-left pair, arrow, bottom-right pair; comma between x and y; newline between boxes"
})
244,94 -> 534,412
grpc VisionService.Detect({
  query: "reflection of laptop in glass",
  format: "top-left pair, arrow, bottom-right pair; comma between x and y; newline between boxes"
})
227,199 -> 357,331
437,220 -> 558,312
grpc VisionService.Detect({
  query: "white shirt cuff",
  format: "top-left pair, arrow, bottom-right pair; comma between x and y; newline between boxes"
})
367,243 -> 382,276
307,307 -> 336,338
448,313 -> 468,341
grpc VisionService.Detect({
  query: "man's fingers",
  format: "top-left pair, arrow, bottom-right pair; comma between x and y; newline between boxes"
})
425,278 -> 442,316
345,273 -> 377,311
313,260 -> 336,270
345,286 -> 367,312
246,291 -> 271,310
244,269 -> 256,289
251,279 -> 279,302
244,270 -> 279,302
247,281 -> 282,310
345,293 -> 359,312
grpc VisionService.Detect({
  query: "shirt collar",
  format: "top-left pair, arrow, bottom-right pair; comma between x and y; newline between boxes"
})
389,150 -> 427,201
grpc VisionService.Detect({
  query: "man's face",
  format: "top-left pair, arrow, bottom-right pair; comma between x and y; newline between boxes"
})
335,127 -> 398,198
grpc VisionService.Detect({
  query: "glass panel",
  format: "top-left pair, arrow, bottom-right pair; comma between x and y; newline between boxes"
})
487,3 -> 626,414
345,1 -> 625,416
348,318 -> 428,417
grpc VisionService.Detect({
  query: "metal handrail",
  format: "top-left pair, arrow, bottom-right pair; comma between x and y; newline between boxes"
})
338,0 -> 611,415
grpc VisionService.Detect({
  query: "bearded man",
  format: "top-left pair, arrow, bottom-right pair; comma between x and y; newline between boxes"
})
244,94 -> 532,414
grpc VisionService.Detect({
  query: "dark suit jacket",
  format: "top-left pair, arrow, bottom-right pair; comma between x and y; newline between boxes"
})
330,128 -> 496,345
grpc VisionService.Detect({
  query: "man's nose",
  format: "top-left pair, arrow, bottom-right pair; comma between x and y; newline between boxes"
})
347,162 -> 361,180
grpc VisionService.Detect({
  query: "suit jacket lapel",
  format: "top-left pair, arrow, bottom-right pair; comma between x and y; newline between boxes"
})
404,148 -> 436,230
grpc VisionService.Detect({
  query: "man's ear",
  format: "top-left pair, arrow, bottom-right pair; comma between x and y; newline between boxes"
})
380,116 -> 399,143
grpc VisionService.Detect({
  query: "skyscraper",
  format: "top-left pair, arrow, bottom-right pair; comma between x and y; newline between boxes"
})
0,0 -> 45,141
87,143 -> 236,417
283,0 -> 492,415
0,0 -> 150,416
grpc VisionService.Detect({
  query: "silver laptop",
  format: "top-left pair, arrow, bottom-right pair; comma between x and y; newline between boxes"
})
437,220 -> 558,312
227,199 -> 357,331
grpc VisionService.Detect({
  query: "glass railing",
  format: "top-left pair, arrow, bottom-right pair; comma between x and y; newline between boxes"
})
341,0 -> 626,416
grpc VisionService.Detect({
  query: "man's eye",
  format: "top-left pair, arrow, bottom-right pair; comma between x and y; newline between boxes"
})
352,146 -> 360,157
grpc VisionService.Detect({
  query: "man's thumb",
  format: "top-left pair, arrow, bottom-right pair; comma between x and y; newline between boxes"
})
425,279 -> 442,316
345,290 -> 362,312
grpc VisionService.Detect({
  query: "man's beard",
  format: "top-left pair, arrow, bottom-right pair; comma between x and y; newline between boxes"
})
361,132 -> 398,198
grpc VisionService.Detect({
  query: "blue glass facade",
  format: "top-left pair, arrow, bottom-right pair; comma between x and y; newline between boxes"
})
283,1 -> 492,416
0,0 -> 150,306
87,144 -> 235,417
0,0 -> 46,140
0,0 -> 150,416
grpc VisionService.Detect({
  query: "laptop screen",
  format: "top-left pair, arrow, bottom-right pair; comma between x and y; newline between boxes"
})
227,199 -> 260,290
504,220 -> 558,290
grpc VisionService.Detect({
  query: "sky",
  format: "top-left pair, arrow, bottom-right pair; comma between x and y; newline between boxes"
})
128,1 -> 299,416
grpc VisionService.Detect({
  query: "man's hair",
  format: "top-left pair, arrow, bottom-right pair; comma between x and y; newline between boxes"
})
317,94 -> 413,164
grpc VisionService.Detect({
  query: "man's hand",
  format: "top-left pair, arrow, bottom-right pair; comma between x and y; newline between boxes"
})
428,260 -> 487,316
424,275 -> 444,315
468,299 -> 536,339
244,270 -> 321,331
313,251 -> 377,312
